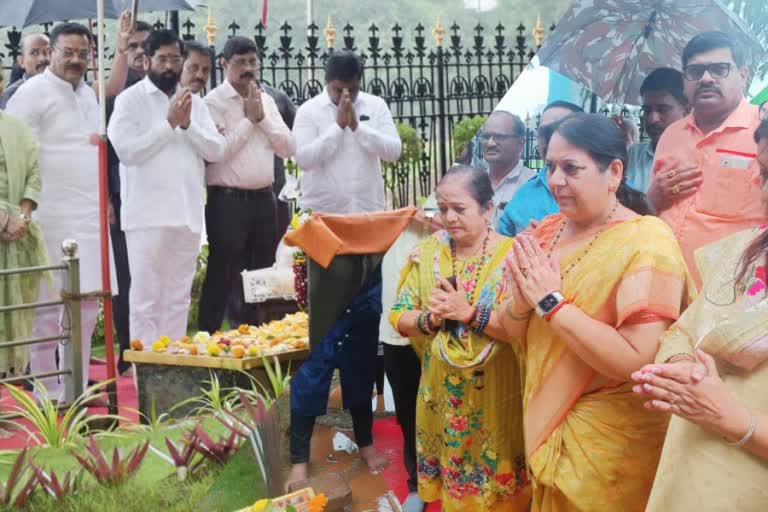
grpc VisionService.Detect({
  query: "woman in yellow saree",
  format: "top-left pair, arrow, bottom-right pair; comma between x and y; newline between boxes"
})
390,166 -> 530,511
503,114 -> 693,511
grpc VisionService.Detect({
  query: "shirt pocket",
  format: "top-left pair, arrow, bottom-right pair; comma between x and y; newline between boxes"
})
695,156 -> 758,219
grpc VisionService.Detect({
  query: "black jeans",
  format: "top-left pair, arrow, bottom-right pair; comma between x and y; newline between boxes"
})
384,343 -> 422,493
198,186 -> 277,333
289,403 -> 374,465
109,202 -> 131,373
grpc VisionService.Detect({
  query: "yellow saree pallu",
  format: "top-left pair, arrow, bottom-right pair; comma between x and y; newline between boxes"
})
523,215 -> 693,512
390,233 -> 530,512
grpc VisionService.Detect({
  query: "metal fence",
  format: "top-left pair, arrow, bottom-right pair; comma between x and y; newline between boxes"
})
0,241 -> 84,409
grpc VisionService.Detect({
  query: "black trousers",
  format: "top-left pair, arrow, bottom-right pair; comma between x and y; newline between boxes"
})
198,186 -> 277,333
109,203 -> 131,373
384,343 -> 422,493
289,403 -> 374,465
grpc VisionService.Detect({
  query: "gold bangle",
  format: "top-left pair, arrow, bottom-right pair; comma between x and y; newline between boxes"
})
504,300 -> 532,321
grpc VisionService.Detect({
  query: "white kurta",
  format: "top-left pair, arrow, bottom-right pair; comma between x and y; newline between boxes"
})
7,69 -> 109,400
108,77 -> 225,346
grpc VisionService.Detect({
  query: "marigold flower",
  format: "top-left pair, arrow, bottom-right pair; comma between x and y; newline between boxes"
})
238,324 -> 250,334
247,345 -> 260,357
151,340 -> 166,352
157,335 -> 172,347
251,499 -> 272,512
231,346 -> 246,359
206,344 -> 221,357
308,493 -> 328,512
129,339 -> 143,351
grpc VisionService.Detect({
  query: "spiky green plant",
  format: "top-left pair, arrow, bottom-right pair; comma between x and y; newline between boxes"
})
171,372 -> 236,417
2,380 -> 123,448
236,356 -> 291,407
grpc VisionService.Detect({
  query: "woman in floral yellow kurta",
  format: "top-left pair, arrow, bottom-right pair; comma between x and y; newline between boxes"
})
390,166 -> 530,511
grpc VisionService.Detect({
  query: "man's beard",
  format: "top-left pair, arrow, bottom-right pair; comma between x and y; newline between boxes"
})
148,69 -> 179,93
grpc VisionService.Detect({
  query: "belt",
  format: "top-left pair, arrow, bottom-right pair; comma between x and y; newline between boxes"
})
207,185 -> 273,200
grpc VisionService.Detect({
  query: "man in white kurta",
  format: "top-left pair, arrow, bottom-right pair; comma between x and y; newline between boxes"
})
108,30 -> 225,349
7,23 -> 108,401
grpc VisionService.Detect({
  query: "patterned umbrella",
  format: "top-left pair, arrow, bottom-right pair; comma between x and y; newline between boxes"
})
537,0 -> 765,105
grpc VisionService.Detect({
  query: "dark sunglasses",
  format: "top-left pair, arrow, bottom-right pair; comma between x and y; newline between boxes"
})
683,62 -> 732,81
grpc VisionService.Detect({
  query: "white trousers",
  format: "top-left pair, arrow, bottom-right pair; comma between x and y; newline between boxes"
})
30,228 -> 105,401
125,226 -> 200,348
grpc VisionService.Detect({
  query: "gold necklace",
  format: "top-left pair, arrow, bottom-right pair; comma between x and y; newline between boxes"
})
451,228 -> 491,290
548,200 -> 619,277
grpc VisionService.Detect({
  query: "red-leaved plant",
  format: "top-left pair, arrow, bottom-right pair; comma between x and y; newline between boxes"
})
0,448 -> 38,508
30,464 -> 81,501
188,425 -> 240,465
164,435 -> 203,482
72,435 -> 149,486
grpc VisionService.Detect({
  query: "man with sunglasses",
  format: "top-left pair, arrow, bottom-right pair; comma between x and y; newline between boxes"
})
648,31 -> 764,288
479,111 -> 535,229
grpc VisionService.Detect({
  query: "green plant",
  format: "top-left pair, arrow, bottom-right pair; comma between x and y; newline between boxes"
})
237,356 -> 291,407
452,115 -> 487,161
188,426 -> 240,466
164,435 -> 203,482
72,435 -> 149,487
0,448 -> 38,509
2,380 -> 122,448
171,373 -> 236,417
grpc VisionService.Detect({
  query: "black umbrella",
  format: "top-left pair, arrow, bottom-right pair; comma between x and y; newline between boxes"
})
0,0 -> 195,28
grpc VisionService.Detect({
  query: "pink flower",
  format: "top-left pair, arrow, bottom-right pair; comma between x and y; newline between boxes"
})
756,266 -> 766,284
748,281 -> 766,296
450,416 -> 469,432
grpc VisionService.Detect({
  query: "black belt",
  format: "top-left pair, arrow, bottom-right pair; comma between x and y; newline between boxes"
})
207,185 -> 273,200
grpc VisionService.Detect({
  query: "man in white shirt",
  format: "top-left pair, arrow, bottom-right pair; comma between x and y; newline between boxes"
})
479,111 -> 535,229
7,23 -> 111,401
198,36 -> 295,333
293,51 -> 402,214
287,51 -> 402,488
108,30 -> 225,350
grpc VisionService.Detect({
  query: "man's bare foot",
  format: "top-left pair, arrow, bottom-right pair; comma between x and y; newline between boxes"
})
284,463 -> 308,492
359,445 -> 387,474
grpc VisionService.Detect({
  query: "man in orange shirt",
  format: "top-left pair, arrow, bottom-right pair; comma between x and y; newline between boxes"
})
648,31 -> 764,287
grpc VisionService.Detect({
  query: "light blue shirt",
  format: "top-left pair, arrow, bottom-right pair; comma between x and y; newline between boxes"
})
625,142 -> 655,193
497,166 -> 559,237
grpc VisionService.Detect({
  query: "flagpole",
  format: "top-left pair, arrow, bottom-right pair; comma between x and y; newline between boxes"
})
97,0 -> 119,416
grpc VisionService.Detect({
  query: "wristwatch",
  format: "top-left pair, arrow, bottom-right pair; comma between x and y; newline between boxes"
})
535,291 -> 565,318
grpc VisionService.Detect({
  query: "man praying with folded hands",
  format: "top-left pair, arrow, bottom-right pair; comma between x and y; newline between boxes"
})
108,29 -> 225,351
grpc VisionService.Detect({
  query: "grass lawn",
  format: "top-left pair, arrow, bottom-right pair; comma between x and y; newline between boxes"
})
0,413 -> 250,512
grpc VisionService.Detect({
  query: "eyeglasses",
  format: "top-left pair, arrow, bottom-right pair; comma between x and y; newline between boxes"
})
54,46 -> 89,61
478,131 -> 521,142
153,55 -> 183,65
759,101 -> 768,121
683,62 -> 732,81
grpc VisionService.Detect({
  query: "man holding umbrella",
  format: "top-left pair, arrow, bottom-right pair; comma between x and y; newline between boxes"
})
649,31 -> 765,288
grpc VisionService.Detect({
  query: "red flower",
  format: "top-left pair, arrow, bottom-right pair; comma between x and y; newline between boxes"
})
756,265 -> 766,284
450,455 -> 464,466
450,416 -> 469,432
464,437 -> 474,447
449,396 -> 463,408
495,473 -> 514,486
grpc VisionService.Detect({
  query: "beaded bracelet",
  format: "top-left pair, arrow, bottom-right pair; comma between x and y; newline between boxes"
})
416,311 -> 434,336
473,305 -> 491,335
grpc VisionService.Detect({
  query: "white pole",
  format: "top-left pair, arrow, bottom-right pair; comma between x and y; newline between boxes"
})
97,0 -> 106,136
307,0 -> 314,27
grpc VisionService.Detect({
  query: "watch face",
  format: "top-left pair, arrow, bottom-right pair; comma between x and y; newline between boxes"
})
538,293 -> 560,313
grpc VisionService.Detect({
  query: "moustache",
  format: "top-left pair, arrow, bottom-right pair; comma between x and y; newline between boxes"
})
36,62 -> 49,70
66,64 -> 84,72
695,85 -> 721,96
240,72 -> 255,80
